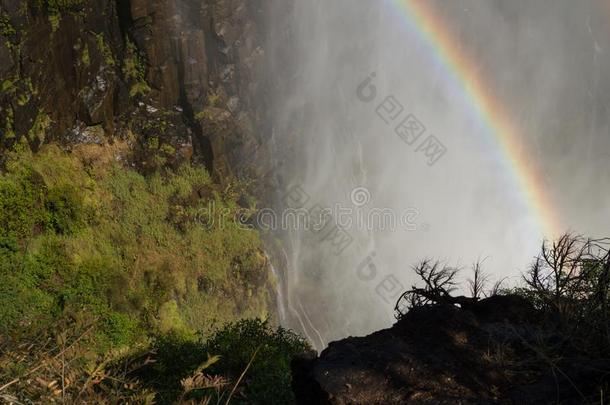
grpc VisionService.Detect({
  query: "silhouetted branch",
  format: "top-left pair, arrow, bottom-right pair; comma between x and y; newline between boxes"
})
468,259 -> 490,299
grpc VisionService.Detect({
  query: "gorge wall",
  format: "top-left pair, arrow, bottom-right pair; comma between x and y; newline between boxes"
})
0,0 -> 295,347
0,0 -> 273,182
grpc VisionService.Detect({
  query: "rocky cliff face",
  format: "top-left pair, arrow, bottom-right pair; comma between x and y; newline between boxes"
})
0,0 -> 269,181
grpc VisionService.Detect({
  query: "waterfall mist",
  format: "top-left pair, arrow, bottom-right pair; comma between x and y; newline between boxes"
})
263,0 -> 610,351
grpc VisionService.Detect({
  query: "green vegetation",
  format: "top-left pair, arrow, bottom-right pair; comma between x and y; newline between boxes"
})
0,318 -> 308,403
208,89 -> 222,107
1,78 -> 17,93
0,2 -> 308,403
0,142 -> 304,403
195,109 -> 216,121
129,81 -> 152,98
0,143 -> 272,345
0,11 -> 16,38
81,42 -> 90,66
35,0 -> 85,13
141,135 -> 176,170
33,0 -> 86,32
2,106 -> 15,141
195,90 -> 224,120
0,10 -> 19,54
201,319 -> 309,404
124,39 -> 151,98
27,109 -> 51,143
142,319 -> 309,404
94,32 -> 115,66
48,12 -> 61,32
40,0 -> 85,8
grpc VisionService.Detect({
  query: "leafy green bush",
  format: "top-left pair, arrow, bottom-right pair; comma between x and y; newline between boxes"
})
123,39 -> 151,98
0,166 -> 45,239
201,319 -> 310,404
45,183 -> 85,234
139,319 -> 310,404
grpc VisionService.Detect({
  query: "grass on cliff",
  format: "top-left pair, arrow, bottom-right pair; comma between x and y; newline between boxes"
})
0,141 -> 309,404
0,141 -> 271,348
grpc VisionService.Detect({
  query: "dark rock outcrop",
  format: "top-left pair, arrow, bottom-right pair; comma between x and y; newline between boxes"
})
292,295 -> 610,404
0,0 -> 269,180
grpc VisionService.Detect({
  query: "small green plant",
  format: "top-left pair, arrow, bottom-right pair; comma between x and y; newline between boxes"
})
94,32 -> 115,66
81,43 -> 90,66
123,39 -> 150,98
1,78 -> 17,93
0,11 -> 16,37
195,109 -> 214,121
48,12 -> 60,32
27,109 -> 51,143
36,0 -> 85,12
44,183 -> 85,234
207,90 -> 221,107
34,0 -> 85,32
129,81 -> 151,98
2,106 -> 16,141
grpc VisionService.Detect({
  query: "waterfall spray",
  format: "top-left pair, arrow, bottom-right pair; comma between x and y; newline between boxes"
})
264,0 -> 610,350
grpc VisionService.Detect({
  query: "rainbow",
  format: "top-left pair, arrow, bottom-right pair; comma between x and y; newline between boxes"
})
389,0 -> 563,239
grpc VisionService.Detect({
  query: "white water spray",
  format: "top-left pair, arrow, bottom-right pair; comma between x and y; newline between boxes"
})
264,0 -> 610,351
